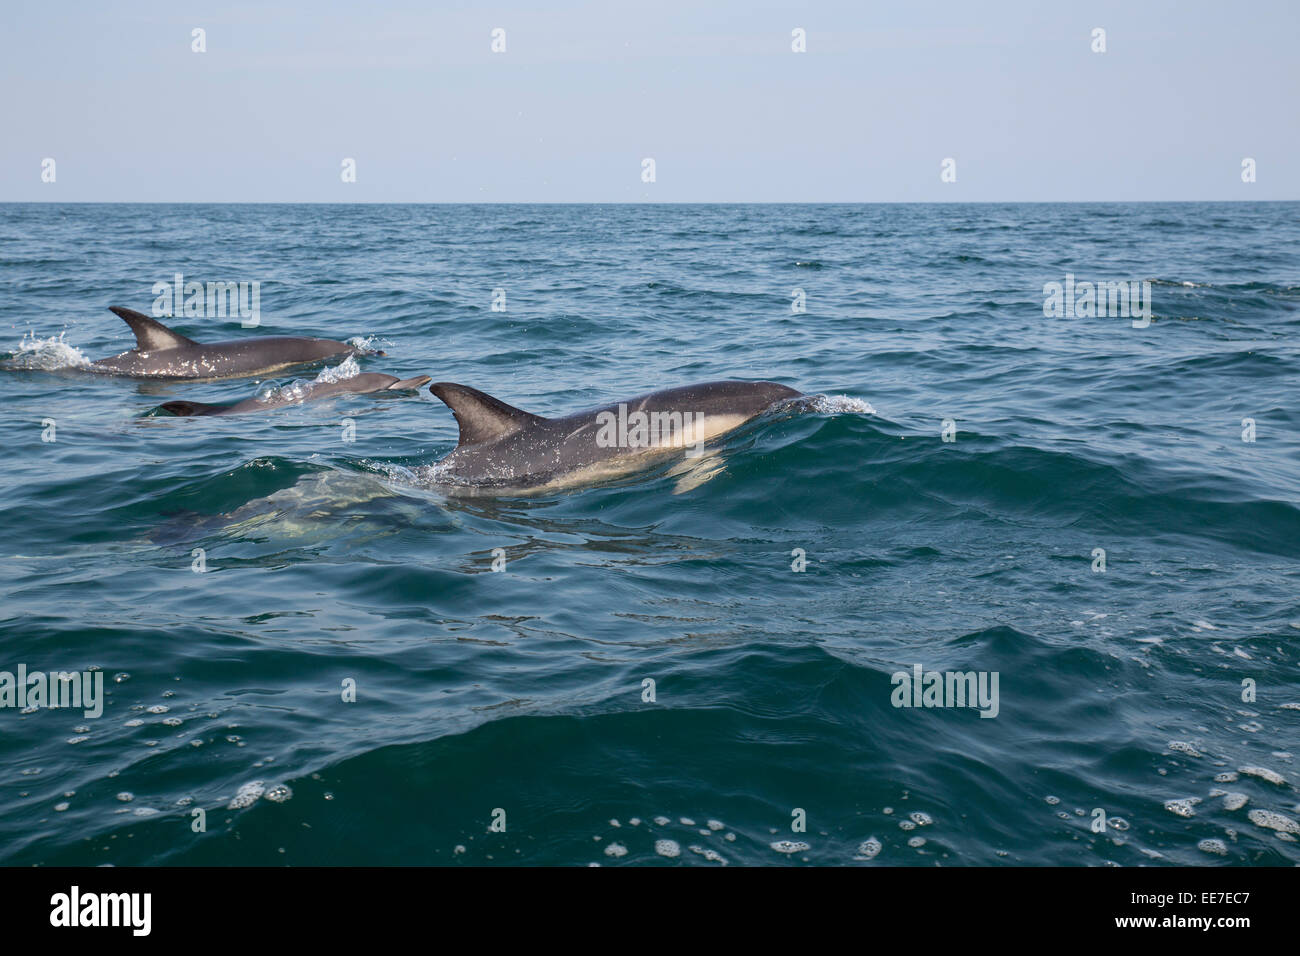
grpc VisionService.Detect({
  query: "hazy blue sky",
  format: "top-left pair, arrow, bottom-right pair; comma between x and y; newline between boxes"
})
3,0 -> 1297,202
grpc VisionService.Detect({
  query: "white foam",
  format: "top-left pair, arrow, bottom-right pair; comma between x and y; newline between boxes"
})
263,783 -> 293,803
604,842 -> 628,858
1239,766 -> 1287,786
654,839 -> 680,858
688,844 -> 727,865
1197,838 -> 1229,856
1164,797 -> 1200,818
855,837 -> 882,860
4,331 -> 91,370
806,394 -> 875,415
1247,809 -> 1300,834
770,840 -> 810,854
228,780 -> 265,809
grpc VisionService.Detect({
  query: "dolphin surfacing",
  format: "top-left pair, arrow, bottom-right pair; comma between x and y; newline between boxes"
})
427,380 -> 801,493
90,307 -> 380,380
160,373 -> 432,417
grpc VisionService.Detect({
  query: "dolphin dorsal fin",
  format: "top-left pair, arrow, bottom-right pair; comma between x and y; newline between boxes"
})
429,382 -> 545,447
109,306 -> 198,352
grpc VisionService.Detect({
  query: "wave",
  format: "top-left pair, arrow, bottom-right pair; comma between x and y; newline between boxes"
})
672,413 -> 1300,559
138,388 -> 1296,558
18,631 -> 1292,867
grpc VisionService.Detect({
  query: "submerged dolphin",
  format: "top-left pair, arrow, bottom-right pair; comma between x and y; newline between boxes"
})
89,306 -> 379,380
426,380 -> 801,493
160,372 -> 432,417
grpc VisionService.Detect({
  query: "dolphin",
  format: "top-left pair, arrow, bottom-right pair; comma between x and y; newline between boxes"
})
159,372 -> 432,417
88,306 -> 380,380
426,380 -> 801,493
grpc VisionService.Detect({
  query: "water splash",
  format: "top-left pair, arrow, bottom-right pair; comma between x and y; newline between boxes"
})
313,354 -> 361,385
1,331 -> 91,370
805,393 -> 875,415
254,355 -> 362,405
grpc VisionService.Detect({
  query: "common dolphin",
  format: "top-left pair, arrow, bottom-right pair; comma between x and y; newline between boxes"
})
89,306 -> 379,380
426,380 -> 801,493
160,372 -> 432,417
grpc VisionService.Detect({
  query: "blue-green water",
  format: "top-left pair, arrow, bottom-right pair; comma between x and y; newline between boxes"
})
1,202 -> 1297,866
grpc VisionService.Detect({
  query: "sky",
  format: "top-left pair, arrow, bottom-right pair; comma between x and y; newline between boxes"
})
2,0 -> 1297,202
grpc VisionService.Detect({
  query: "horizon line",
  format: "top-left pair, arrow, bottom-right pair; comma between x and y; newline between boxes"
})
2,198 -> 1297,206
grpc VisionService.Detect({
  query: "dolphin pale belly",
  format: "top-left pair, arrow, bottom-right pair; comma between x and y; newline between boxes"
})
160,372 -> 432,417
89,307 -> 380,380
427,380 -> 801,493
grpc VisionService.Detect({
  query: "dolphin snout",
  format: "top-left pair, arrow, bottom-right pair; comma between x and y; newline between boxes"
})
388,374 -> 432,391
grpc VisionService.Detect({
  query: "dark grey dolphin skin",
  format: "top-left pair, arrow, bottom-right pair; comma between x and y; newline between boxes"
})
89,307 -> 380,380
428,380 -> 801,492
160,373 -> 432,417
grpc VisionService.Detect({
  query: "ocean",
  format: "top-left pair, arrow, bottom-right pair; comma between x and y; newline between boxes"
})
1,201 -> 1297,866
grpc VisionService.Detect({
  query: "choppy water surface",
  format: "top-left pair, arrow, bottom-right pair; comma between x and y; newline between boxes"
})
1,202 -> 1297,865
